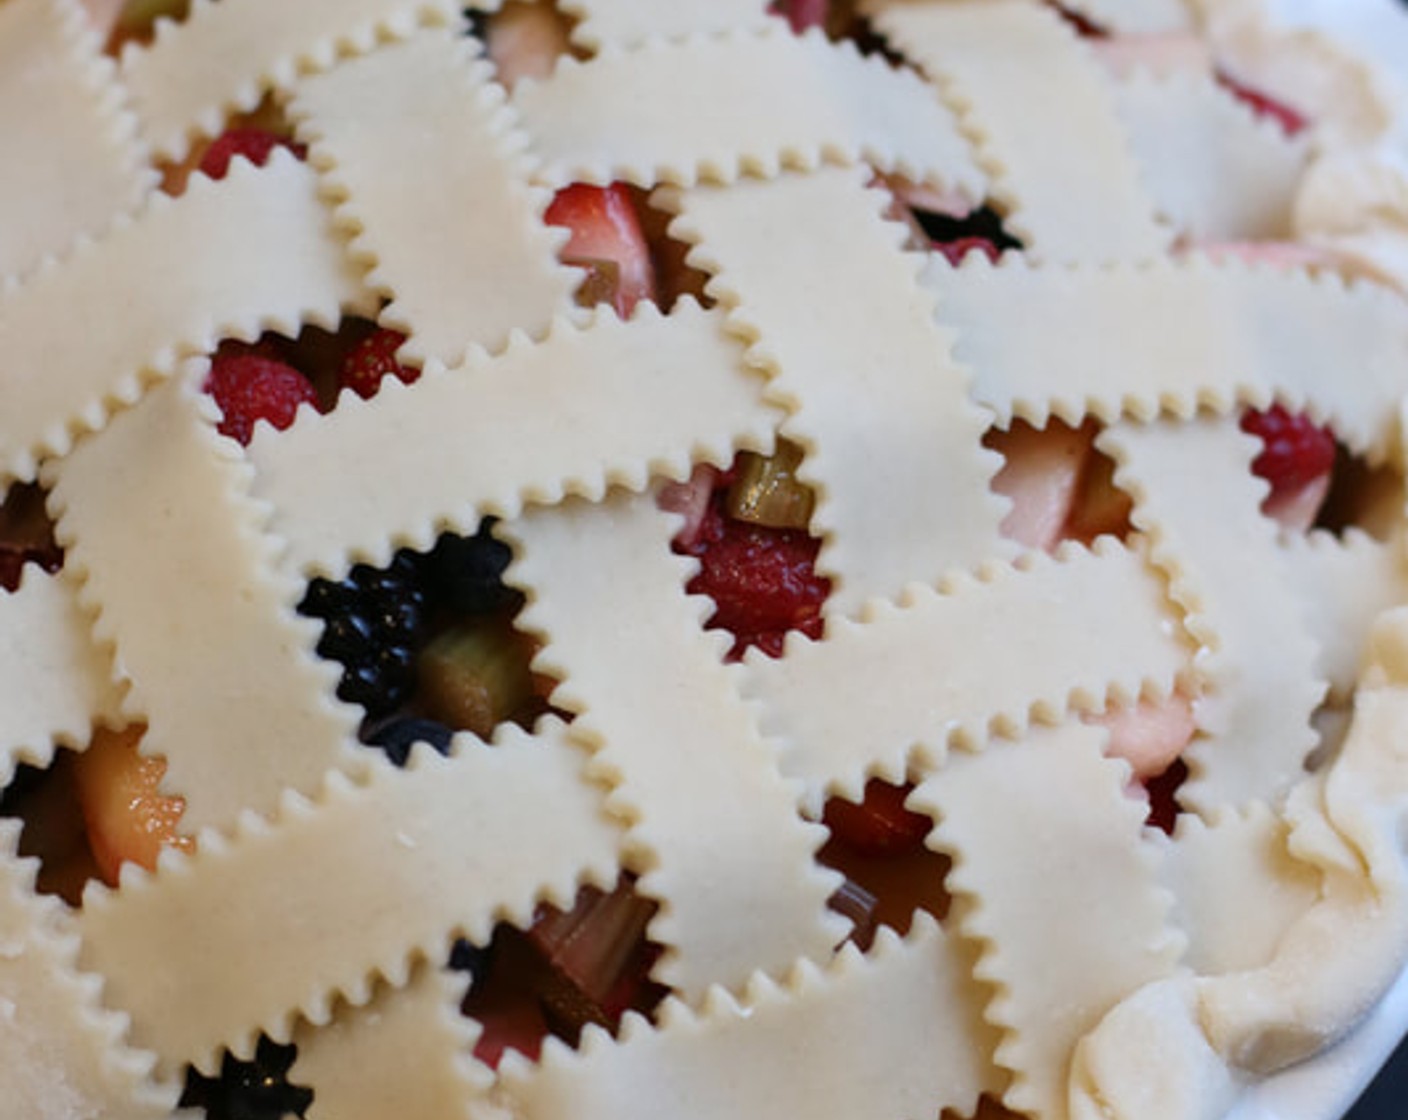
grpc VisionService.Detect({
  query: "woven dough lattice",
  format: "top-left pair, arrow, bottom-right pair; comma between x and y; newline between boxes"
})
3,1 -> 1408,1119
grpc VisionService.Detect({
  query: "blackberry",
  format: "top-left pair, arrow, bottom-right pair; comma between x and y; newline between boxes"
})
365,716 -> 454,767
299,549 -> 427,717
425,522 -> 519,616
911,204 -> 1024,256
179,1037 -> 312,1120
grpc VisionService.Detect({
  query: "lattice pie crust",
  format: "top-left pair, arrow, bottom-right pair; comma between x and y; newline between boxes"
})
2,1 -> 1408,1118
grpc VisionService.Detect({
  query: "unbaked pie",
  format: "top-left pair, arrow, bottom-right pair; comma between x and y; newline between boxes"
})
2,0 -> 1408,1118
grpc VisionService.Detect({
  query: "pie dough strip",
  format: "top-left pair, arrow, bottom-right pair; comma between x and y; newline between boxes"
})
1072,608 -> 1408,1119
505,491 -> 845,999
292,964 -> 491,1120
745,540 -> 1192,813
560,0 -> 773,51
0,824 -> 178,1120
290,29 -> 578,367
1105,64 -> 1308,242
500,916 -> 999,1120
77,721 -> 622,1075
0,568 -> 123,787
866,0 -> 1171,262
118,0 -> 461,162
1160,807 -> 1319,978
1280,530 -> 1408,704
248,301 -> 780,579
45,375 -> 366,834
1100,418 -> 1324,812
915,722 -> 1182,1120
0,151 -> 371,486
0,0 -> 153,282
667,167 -> 1010,617
512,25 -> 986,198
923,254 -> 1408,460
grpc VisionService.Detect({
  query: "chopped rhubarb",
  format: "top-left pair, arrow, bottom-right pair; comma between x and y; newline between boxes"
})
823,779 -> 933,857
482,1 -> 574,91
546,183 -> 658,317
417,614 -> 543,738
988,420 -> 1092,552
658,464 -> 720,551
72,725 -> 192,885
1089,693 -> 1197,782
726,441 -> 816,530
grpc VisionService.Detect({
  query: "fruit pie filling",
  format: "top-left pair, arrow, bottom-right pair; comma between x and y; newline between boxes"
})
3,0 -> 1403,1115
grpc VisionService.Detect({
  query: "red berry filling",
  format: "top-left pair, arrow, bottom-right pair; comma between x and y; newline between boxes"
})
677,485 -> 830,660
337,328 -> 419,400
204,349 -> 319,446
197,126 -> 308,181
823,778 -> 933,857
770,0 -> 830,34
0,483 -> 62,592
1240,404 -> 1336,506
546,183 -> 658,317
1143,757 -> 1188,836
1215,72 -> 1310,137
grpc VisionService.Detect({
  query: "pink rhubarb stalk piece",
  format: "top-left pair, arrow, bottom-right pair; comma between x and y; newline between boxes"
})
1090,693 -> 1198,782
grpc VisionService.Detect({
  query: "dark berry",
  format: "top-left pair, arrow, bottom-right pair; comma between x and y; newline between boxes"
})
449,937 -> 493,975
914,205 -> 1023,266
425,524 -> 518,615
179,1037 -> 312,1120
1240,405 -> 1336,502
678,489 -> 830,659
299,550 -> 428,717
365,717 -> 453,767
205,351 -> 318,446
198,127 -> 308,181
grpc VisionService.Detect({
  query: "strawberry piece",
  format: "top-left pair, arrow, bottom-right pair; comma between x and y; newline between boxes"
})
770,0 -> 829,33
197,126 -> 307,181
1240,404 -> 1336,506
823,779 -> 933,857
205,350 -> 319,445
338,328 -> 419,400
545,183 -> 657,317
72,726 -> 192,885
678,490 -> 830,659
1215,72 -> 1309,137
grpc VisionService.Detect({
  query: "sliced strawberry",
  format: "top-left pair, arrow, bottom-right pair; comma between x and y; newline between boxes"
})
197,126 -> 307,181
1240,404 -> 1336,528
678,488 -> 830,659
72,726 -> 192,885
823,779 -> 933,857
545,183 -> 657,317
1215,71 -> 1309,137
337,328 -> 419,400
205,349 -> 319,446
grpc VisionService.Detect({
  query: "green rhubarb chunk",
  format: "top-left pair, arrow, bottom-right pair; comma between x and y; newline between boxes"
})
417,616 -> 538,739
727,440 -> 816,530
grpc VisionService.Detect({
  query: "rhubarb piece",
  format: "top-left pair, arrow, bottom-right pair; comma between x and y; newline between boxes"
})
546,183 -> 658,317
823,778 -> 932,857
1065,440 -> 1134,545
1216,71 -> 1310,137
988,419 -> 1091,552
726,440 -> 816,530
72,725 -> 191,885
658,464 -> 721,551
771,0 -> 830,34
416,615 -> 540,738
1089,694 -> 1197,782
482,1 -> 574,91
197,127 -> 307,182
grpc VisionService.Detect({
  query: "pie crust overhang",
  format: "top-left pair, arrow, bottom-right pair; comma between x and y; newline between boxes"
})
2,1 -> 1408,1119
